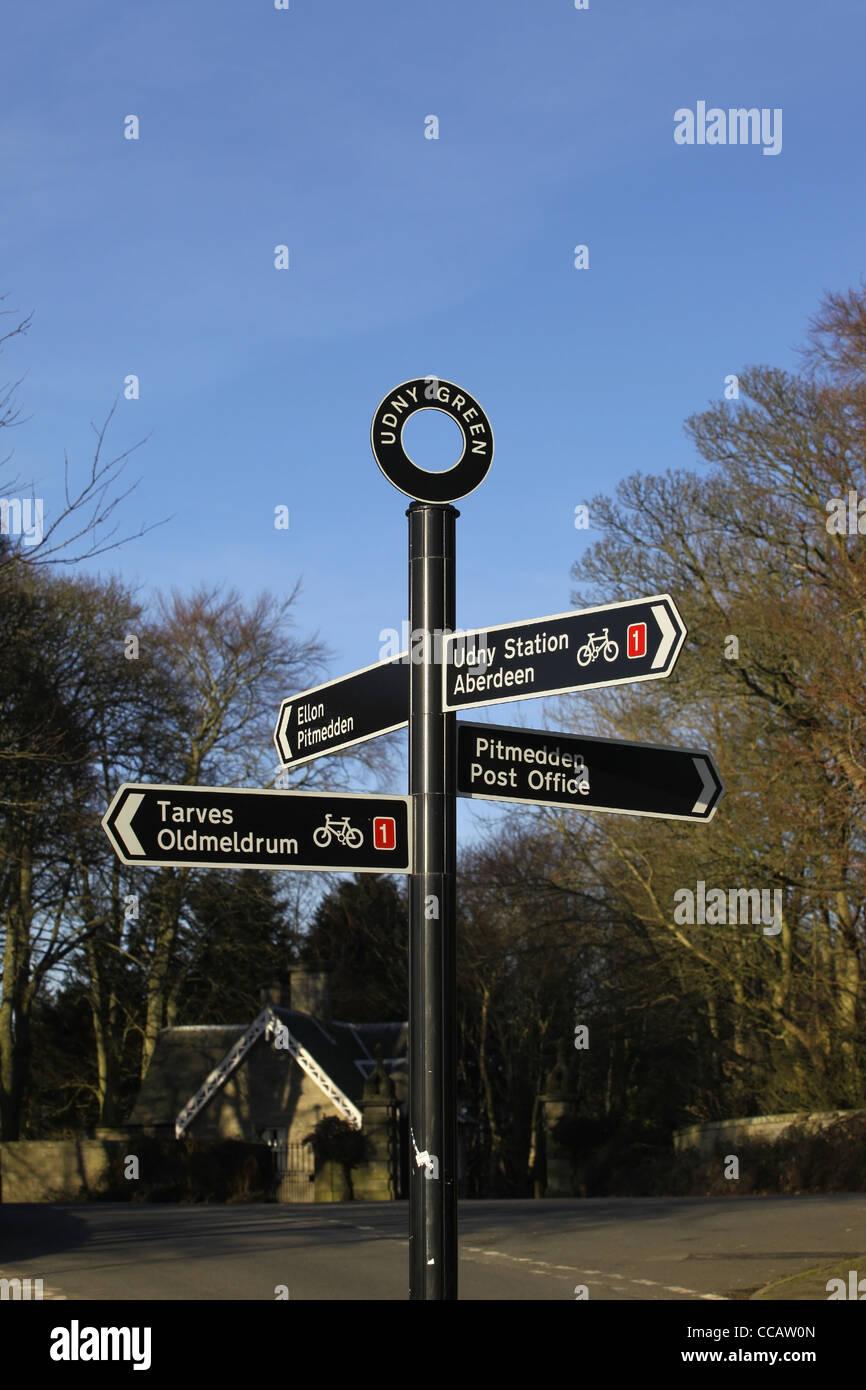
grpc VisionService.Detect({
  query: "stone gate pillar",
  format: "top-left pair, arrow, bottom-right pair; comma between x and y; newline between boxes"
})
537,1043 -> 578,1198
352,1048 -> 399,1201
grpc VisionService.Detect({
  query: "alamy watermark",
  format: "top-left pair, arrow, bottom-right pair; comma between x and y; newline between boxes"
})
673,881 -> 782,936
50,1322 -> 151,1370
1,1276 -> 43,1299
827,1270 -> 865,1299
674,103 -> 782,156
825,489 -> 866,535
0,497 -> 43,546
378,622 -> 492,670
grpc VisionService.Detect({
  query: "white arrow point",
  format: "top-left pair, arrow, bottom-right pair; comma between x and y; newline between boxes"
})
116,792 -> 146,856
691,757 -> 716,815
651,603 -> 677,670
276,705 -> 292,761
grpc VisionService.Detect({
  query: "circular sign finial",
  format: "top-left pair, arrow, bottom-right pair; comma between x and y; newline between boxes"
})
371,377 -> 493,503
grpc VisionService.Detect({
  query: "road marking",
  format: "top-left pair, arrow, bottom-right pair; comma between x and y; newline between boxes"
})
460,1247 -> 727,1299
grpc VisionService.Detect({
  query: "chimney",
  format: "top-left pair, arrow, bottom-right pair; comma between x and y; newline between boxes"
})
289,965 -> 331,1022
258,980 -> 287,1009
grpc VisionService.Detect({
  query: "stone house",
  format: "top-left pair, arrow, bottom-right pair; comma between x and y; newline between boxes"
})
128,967 -> 408,1200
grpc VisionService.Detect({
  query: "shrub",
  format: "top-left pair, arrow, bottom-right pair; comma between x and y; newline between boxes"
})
99,1136 -> 275,1202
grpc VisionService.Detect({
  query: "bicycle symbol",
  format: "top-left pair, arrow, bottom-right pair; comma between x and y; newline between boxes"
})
576,627 -> 619,667
313,814 -> 364,850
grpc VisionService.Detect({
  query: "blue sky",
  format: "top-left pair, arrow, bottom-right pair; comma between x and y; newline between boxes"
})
3,0 -> 864,823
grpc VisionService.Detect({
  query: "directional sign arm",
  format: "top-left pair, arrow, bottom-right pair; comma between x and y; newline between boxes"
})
456,723 -> 723,822
443,594 -> 687,711
274,657 -> 409,770
102,784 -> 412,873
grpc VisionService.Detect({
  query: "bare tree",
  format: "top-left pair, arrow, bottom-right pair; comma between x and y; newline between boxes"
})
555,282 -> 866,1115
0,292 -> 165,573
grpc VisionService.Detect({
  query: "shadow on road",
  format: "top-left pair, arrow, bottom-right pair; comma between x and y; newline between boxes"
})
0,1204 -> 91,1260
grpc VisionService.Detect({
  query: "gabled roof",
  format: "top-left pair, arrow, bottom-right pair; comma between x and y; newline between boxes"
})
128,1010 -> 408,1129
271,1010 -> 408,1105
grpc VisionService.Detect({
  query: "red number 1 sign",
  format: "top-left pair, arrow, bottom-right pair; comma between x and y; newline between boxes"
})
627,622 -> 647,659
373,816 -> 397,850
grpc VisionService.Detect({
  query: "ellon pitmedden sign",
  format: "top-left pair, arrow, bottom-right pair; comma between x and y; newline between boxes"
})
274,657 -> 409,770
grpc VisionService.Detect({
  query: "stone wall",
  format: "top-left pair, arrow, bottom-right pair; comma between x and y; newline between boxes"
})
1,1136 -> 276,1203
0,1139 -> 121,1202
672,1109 -> 866,1158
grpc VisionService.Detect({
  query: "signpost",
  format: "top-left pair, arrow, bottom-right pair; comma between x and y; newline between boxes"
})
442,594 -> 687,711
102,784 -> 411,873
406,502 -> 458,1300
369,377 -> 495,1303
102,372 -> 723,1304
274,657 -> 409,769
457,723 -> 724,821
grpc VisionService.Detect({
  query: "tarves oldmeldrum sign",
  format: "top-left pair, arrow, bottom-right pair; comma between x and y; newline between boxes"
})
370,377 -> 493,503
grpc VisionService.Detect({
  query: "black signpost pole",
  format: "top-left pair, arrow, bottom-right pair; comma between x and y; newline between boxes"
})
408,501 -> 458,1300
371,376 -> 493,1302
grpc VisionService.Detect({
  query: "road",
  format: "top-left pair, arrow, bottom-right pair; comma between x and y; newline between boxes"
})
2,1195 -> 864,1300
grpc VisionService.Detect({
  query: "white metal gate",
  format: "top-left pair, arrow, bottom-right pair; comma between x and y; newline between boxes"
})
265,1133 -> 315,1203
